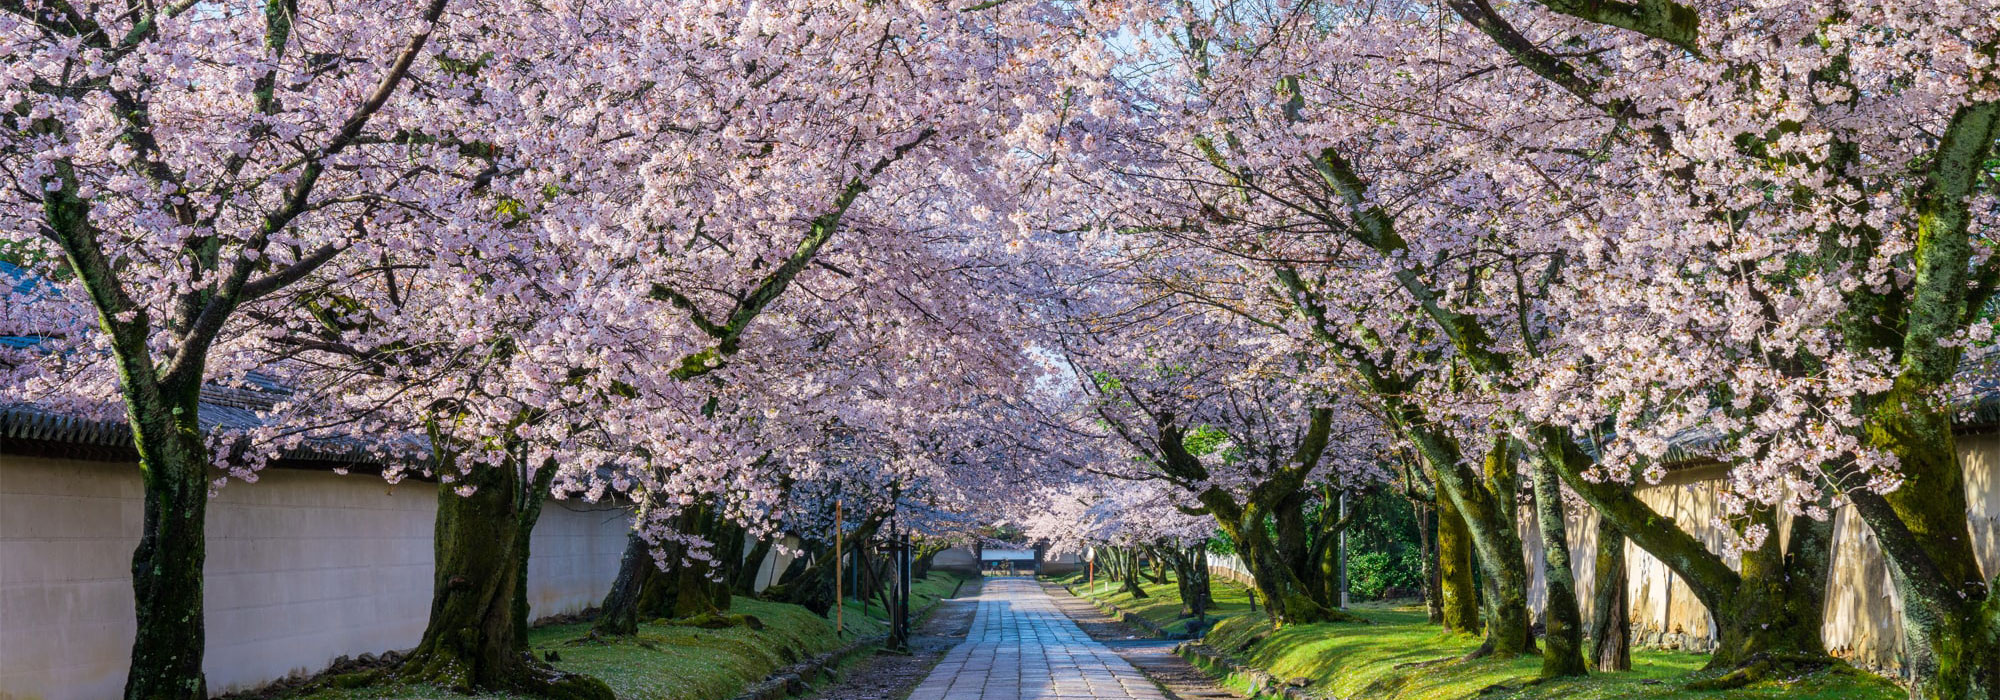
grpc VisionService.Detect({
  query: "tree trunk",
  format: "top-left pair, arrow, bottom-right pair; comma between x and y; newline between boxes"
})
1853,390 -> 2000,700
910,544 -> 940,581
1462,442 -> 1532,658
393,455 -> 612,699
1167,546 -> 1211,619
766,516 -> 878,615
1189,546 -> 1213,617
122,383 -> 210,700
1227,507 -> 1365,624
593,529 -> 656,637
670,506 -> 726,618
1276,494 -> 1320,599
1590,517 -> 1630,672
1533,428 -> 1836,681
1415,500 -> 1444,625
1434,470 -> 1481,635
1120,547 -> 1150,598
1529,453 -> 1587,678
735,537 -> 776,596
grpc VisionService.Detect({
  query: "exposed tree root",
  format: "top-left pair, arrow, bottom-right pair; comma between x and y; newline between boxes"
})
323,650 -> 617,700
1461,638 -> 1537,661
668,612 -> 766,630
1684,652 -> 1841,691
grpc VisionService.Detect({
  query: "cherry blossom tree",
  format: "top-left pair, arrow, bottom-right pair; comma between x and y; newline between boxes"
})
0,0 -> 515,695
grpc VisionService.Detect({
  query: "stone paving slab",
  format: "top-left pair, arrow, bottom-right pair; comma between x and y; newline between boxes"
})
908,578 -> 1167,700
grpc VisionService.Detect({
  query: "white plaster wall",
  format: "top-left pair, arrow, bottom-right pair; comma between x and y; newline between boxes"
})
0,455 -> 630,700
931,547 -> 978,572
1518,438 -> 1999,675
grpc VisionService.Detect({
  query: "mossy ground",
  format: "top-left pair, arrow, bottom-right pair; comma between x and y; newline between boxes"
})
292,573 -> 968,700
1183,590 -> 1904,700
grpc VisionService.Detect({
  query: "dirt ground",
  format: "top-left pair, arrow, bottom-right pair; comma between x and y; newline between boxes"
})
800,577 -> 985,700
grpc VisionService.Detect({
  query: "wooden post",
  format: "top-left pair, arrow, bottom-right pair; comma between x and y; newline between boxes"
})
834,498 -> 843,634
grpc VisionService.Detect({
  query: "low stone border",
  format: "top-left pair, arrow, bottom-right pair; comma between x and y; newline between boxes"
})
728,575 -> 972,700
1175,642 -> 1322,700
730,635 -> 888,700
1061,583 -> 1196,640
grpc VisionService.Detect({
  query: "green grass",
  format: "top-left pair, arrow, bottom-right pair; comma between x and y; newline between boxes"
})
828,571 -> 968,638
1071,573 -> 1258,635
289,574 -> 966,700
1194,601 -> 1905,700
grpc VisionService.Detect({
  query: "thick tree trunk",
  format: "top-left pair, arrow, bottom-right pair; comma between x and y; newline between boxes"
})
1589,517 -> 1630,672
1434,483 -> 1480,634
1228,510 -> 1365,624
1684,506 -> 1840,690
1533,428 -> 1835,680
1464,442 -> 1532,658
1275,494 -> 1321,599
1189,546 -> 1213,616
392,456 -> 611,699
1167,546 -> 1213,619
593,529 -> 657,637
670,506 -> 727,618
1529,454 -> 1587,678
122,384 -> 210,700
1853,391 -> 2000,700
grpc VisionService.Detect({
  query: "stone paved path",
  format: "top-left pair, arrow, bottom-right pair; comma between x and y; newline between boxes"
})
909,578 -> 1168,700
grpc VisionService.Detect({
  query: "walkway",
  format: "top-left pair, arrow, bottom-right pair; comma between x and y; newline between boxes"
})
909,578 -> 1168,700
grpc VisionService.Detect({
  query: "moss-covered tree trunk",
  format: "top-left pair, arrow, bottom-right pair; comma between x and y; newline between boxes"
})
122,381 -> 211,700
1684,506 -> 1837,690
592,529 -> 657,636
392,455 -> 611,700
1461,442 -> 1532,658
1845,97 -> 2000,700
1167,545 -> 1213,620
1529,454 -> 1587,677
1435,486 -> 1480,634
669,505 -> 728,618
1222,506 -> 1366,625
1119,547 -> 1150,598
1532,427 -> 1833,679
1589,518 -> 1630,672
1856,392 -> 1999,700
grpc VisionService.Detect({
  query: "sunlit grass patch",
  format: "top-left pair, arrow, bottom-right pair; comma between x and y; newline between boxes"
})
1196,603 -> 1904,700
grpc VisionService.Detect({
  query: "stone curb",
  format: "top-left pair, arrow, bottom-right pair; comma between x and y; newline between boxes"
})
1173,642 -> 1324,700
730,634 -> 888,700
1060,583 -> 1197,640
728,576 -> 970,700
